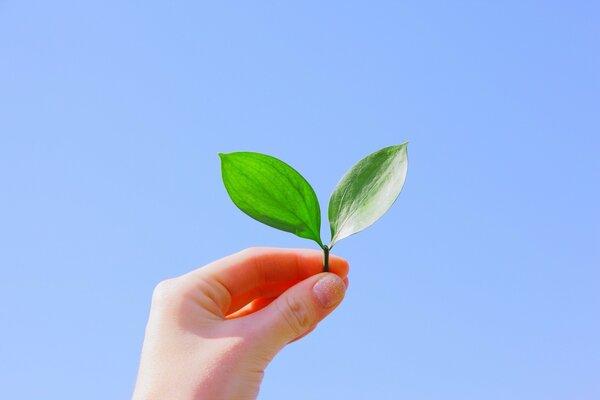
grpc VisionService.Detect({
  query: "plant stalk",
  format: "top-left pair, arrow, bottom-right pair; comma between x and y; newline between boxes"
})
322,245 -> 330,272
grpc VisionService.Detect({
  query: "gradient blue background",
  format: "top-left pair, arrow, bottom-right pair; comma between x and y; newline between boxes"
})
1,1 -> 599,399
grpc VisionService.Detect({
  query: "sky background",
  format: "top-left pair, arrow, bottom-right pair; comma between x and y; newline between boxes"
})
1,1 -> 599,399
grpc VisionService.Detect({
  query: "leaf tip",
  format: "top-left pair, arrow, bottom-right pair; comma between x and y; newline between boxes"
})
218,152 -> 232,163
392,142 -> 409,155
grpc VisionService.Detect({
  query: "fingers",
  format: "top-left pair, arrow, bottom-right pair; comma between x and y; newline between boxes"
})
182,247 -> 349,315
240,272 -> 347,353
227,276 -> 349,319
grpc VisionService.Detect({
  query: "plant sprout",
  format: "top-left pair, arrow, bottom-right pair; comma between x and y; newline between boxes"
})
219,143 -> 408,271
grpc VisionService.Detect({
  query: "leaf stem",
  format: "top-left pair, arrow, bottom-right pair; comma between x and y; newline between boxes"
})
322,245 -> 330,272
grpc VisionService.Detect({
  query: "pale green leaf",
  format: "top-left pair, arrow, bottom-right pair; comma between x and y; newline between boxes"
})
328,143 -> 408,247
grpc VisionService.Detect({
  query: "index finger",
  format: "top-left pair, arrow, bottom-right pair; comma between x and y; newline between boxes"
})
185,246 -> 348,301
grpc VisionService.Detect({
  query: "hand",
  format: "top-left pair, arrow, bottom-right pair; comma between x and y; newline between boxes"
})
132,247 -> 349,400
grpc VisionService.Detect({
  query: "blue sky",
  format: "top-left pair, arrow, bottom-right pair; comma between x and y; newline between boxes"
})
1,1 -> 599,399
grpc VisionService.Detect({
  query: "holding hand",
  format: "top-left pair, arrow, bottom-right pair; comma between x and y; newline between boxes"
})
133,247 -> 349,400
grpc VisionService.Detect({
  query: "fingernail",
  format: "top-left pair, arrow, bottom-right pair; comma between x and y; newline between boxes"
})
312,274 -> 346,309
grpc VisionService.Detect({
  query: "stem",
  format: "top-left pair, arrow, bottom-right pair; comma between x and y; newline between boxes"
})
322,245 -> 330,272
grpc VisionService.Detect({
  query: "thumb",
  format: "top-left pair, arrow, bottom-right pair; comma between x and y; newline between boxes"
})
247,273 -> 347,352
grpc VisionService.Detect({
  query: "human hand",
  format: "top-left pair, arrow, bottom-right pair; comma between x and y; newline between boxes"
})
132,247 -> 349,400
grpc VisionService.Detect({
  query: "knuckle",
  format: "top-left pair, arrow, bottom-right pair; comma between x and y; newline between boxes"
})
151,278 -> 181,306
278,295 -> 312,337
238,246 -> 263,258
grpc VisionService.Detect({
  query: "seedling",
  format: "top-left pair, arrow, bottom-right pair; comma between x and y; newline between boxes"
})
219,143 -> 408,271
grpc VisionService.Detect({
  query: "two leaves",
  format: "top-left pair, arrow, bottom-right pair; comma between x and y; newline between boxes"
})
219,143 -> 408,249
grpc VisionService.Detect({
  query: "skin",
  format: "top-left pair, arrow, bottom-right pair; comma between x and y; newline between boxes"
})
132,247 -> 349,400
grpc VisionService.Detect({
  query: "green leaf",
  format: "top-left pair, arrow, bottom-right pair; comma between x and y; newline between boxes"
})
328,143 -> 408,247
219,152 -> 323,246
